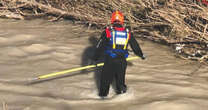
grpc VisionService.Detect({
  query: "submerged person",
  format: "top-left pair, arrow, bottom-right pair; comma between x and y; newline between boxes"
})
92,11 -> 146,98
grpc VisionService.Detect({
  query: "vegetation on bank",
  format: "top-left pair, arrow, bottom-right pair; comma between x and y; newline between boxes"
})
0,0 -> 207,63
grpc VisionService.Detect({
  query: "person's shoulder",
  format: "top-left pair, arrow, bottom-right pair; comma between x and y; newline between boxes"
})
99,26 -> 110,36
100,26 -> 108,34
103,25 -> 114,33
124,25 -> 132,32
104,25 -> 113,30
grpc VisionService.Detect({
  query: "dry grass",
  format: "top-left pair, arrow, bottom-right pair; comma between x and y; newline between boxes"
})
0,0 -> 207,63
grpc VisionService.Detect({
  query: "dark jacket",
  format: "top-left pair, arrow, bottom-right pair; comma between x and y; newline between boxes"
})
93,24 -> 144,61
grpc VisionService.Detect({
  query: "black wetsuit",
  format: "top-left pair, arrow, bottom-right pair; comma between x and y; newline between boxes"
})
93,24 -> 145,97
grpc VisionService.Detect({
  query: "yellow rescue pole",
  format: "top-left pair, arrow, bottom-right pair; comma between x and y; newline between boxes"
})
36,56 -> 140,80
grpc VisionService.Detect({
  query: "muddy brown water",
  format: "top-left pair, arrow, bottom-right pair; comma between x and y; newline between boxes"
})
0,19 -> 208,110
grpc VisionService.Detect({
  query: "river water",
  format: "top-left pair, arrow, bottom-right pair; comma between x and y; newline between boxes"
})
0,19 -> 208,110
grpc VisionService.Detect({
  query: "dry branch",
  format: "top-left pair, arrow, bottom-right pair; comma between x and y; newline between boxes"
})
16,0 -> 107,24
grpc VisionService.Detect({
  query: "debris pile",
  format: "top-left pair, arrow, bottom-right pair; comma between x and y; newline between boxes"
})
0,0 -> 207,62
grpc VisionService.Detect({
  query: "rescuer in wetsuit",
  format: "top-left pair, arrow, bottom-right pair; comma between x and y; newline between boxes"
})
92,11 -> 146,98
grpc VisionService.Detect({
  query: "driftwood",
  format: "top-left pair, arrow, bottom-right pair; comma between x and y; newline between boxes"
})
0,0 -> 207,63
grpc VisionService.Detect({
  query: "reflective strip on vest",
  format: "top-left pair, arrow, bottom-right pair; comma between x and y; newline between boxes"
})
112,31 -> 116,49
112,30 -> 129,50
123,32 -> 130,50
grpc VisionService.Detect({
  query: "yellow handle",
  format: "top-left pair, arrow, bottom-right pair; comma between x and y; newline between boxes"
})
37,56 -> 139,79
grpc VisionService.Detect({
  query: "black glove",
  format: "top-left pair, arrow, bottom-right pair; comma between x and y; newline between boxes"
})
141,55 -> 146,60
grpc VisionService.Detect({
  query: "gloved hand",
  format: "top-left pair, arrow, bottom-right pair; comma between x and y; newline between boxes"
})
141,55 -> 146,60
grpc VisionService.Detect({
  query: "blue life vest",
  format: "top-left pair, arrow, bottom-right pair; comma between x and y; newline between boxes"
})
105,27 -> 130,58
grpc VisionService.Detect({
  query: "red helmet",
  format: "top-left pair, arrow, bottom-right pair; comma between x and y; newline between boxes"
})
111,11 -> 124,25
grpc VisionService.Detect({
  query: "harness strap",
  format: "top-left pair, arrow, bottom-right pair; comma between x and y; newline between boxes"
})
112,30 -> 116,49
123,32 -> 130,50
107,27 -> 130,50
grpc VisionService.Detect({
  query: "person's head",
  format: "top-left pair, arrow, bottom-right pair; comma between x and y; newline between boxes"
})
111,11 -> 124,25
